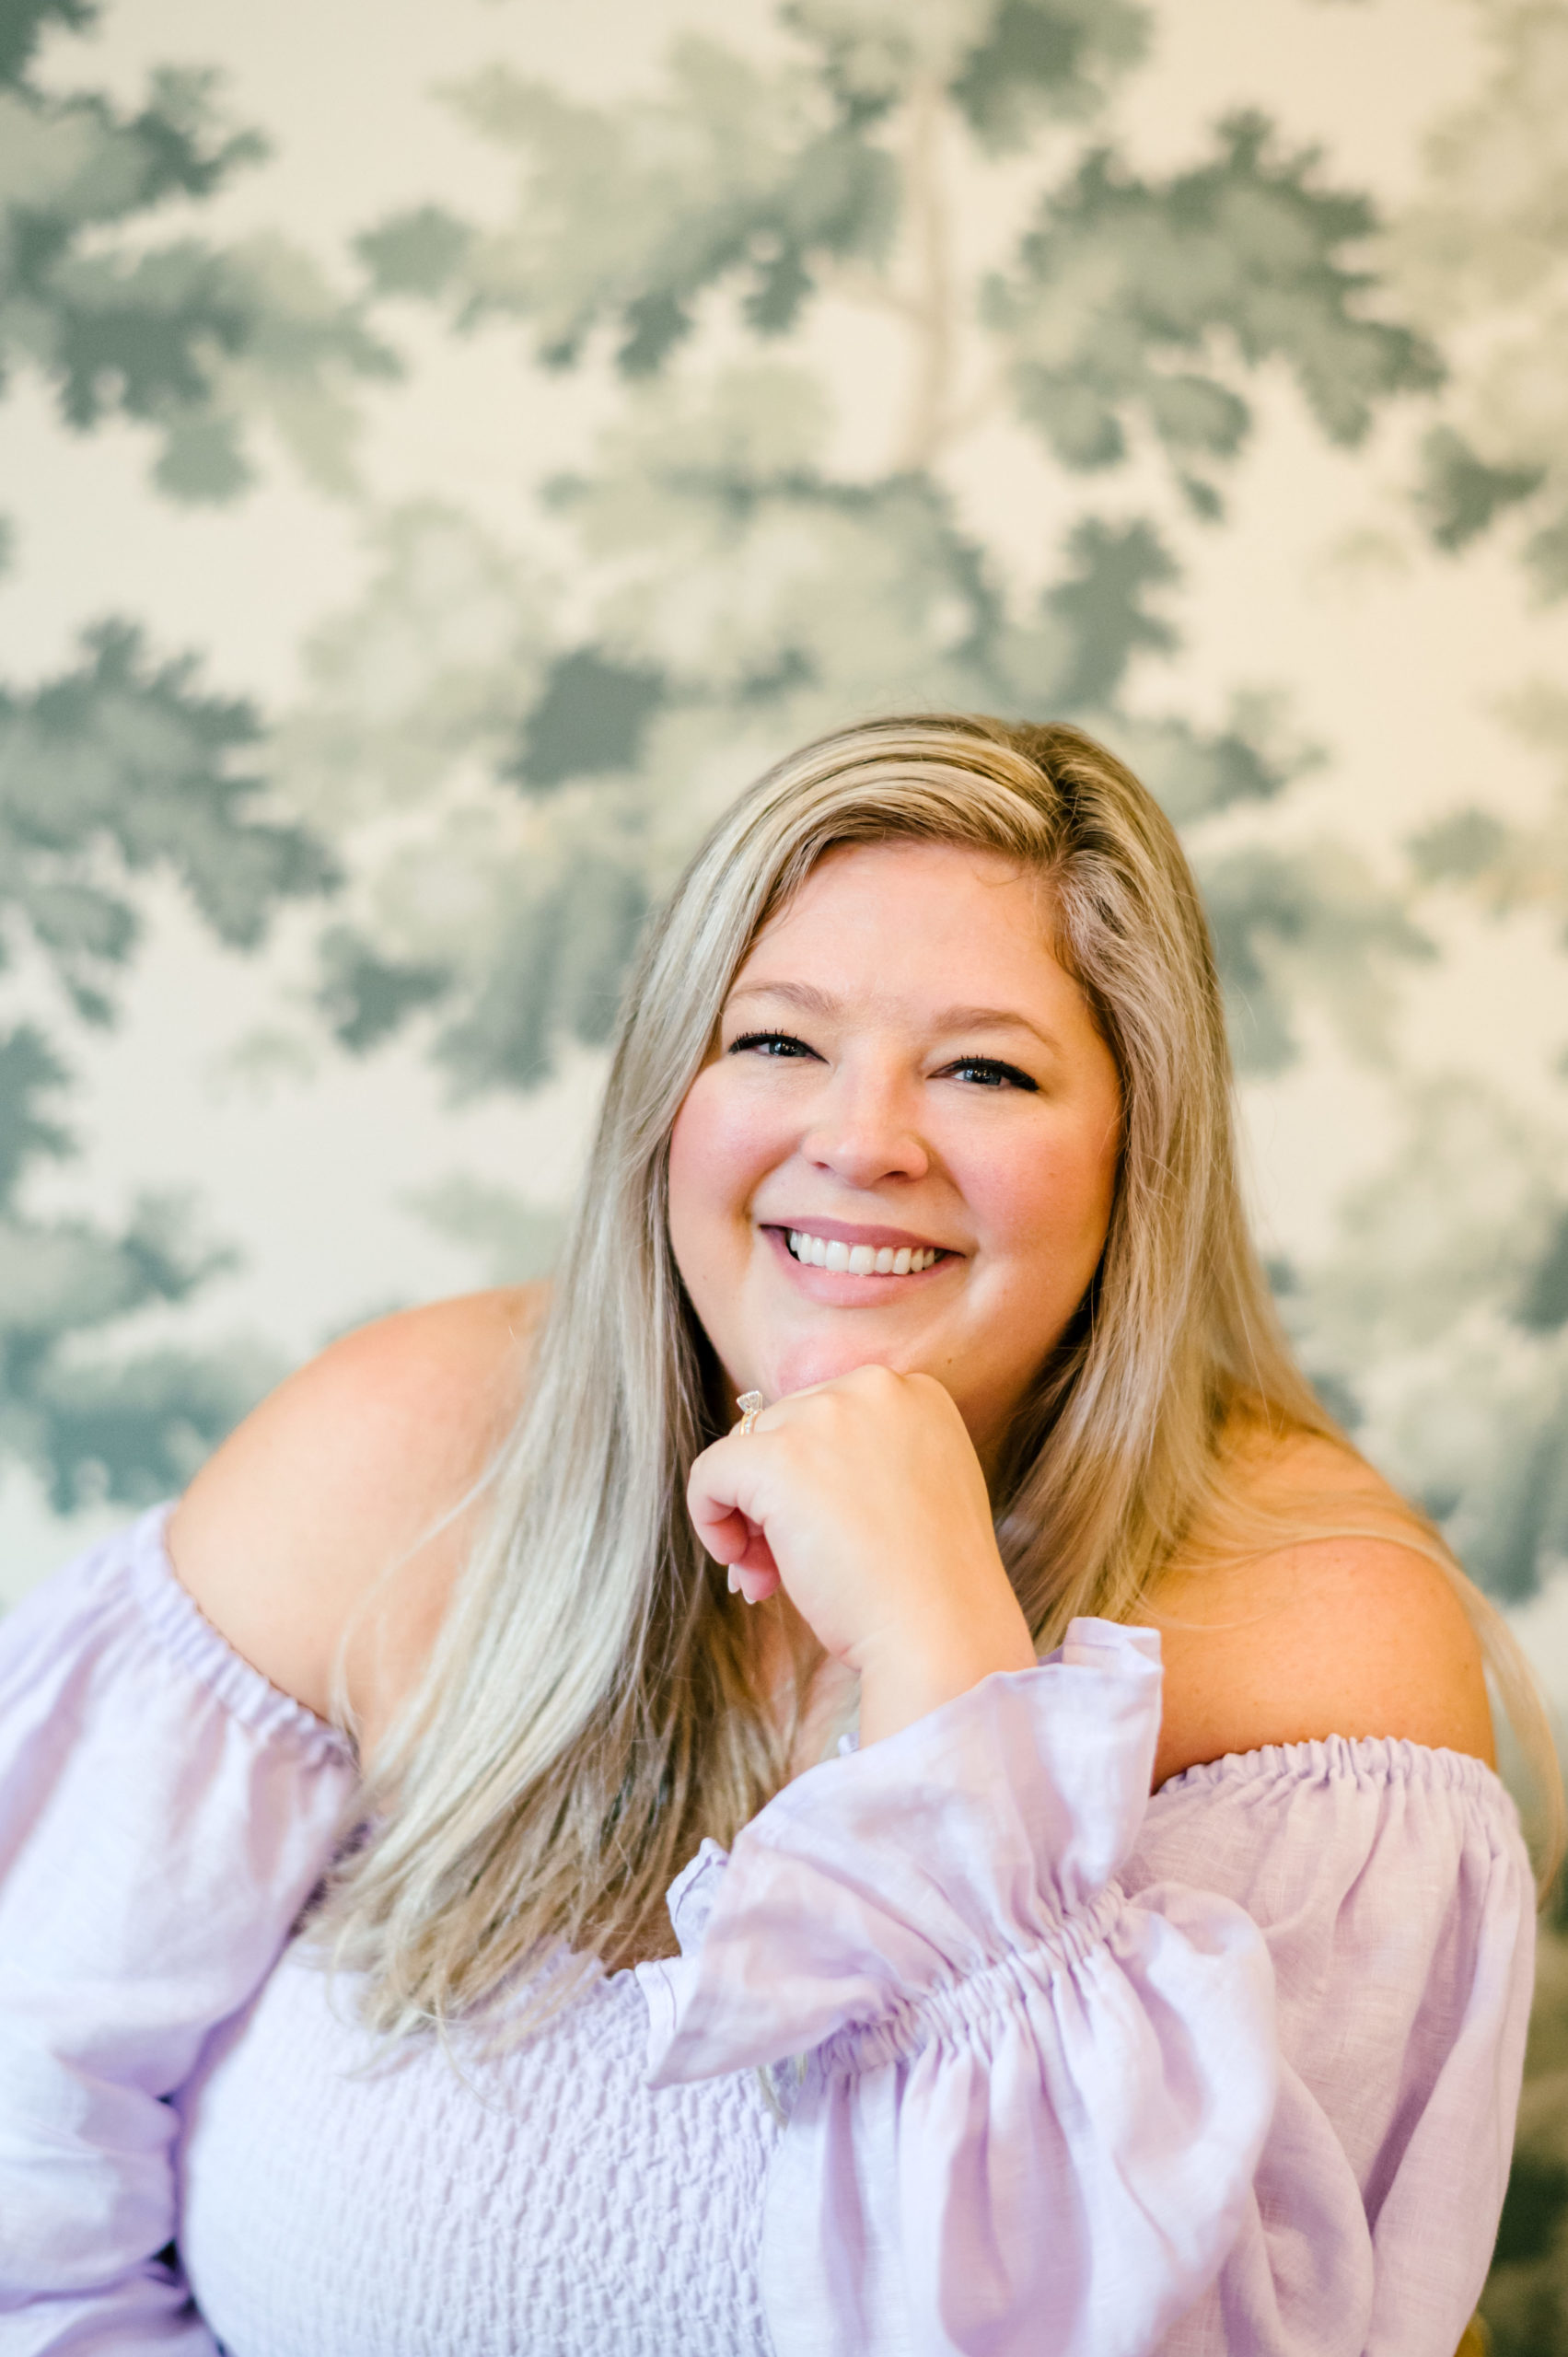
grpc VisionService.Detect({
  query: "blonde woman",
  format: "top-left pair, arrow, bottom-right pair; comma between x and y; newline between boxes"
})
0,717 -> 1551,2356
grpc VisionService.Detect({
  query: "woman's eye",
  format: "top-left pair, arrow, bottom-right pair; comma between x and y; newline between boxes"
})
945,1057 -> 1039,1092
727,1030 -> 818,1061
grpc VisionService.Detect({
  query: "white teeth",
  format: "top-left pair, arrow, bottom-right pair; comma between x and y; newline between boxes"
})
785,1230 -> 944,1275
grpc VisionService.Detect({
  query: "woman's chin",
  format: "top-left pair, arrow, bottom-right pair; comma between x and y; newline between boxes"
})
765,1336 -> 923,1399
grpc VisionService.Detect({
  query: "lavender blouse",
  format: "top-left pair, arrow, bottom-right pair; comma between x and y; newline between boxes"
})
0,1508 -> 1535,2356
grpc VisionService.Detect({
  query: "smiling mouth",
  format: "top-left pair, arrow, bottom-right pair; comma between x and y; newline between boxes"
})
784,1227 -> 947,1276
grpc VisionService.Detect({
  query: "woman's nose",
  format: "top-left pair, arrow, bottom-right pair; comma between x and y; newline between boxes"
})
800,1066 -> 930,1187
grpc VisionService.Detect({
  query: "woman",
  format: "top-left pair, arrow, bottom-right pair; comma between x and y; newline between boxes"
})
0,716 -> 1551,2355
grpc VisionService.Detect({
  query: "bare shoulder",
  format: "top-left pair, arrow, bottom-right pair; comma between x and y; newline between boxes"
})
1144,1430 -> 1494,1789
168,1284 -> 546,1739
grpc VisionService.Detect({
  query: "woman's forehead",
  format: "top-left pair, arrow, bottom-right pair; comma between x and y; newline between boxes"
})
738,838 -> 1060,975
726,842 -> 1104,1053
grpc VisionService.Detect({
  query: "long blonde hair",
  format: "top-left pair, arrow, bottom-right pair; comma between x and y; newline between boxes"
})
317,714 -> 1563,2037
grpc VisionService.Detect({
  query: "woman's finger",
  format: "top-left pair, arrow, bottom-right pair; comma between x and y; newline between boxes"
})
691,1495 -> 752,1562
695,1504 -> 780,1582
690,1430 -> 764,1544
689,1426 -> 786,1603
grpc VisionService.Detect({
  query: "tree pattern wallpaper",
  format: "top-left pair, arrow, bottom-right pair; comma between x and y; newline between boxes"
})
2,0 -> 1567,2336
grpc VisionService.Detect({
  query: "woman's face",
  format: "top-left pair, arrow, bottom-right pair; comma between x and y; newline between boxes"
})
667,839 -> 1122,1464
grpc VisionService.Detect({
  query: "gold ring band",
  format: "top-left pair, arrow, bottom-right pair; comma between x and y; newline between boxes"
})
737,1390 -> 763,1437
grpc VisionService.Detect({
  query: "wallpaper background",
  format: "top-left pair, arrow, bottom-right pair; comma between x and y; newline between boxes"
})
3,0 -> 1568,2333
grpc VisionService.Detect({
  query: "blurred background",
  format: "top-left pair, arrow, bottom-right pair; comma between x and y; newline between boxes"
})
2,0 -> 1567,2336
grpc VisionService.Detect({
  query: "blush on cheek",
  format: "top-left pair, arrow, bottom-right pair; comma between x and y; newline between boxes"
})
667,1068 -> 784,1321
670,1068 -> 775,1187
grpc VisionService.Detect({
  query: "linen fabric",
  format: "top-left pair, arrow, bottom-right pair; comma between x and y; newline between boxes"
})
0,1508 -> 1535,2356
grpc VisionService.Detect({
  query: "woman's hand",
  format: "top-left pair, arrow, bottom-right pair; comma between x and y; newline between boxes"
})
687,1365 -> 1037,1743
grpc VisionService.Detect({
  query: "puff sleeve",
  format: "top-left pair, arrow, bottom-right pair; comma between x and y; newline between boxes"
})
0,1509 -> 358,2351
638,1621 -> 1281,2357
637,1620 -> 1533,2357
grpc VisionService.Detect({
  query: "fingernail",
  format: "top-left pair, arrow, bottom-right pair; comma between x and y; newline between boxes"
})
727,1564 -> 740,1594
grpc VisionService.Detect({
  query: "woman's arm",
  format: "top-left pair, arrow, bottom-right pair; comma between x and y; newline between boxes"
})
641,1623 -> 1272,2357
0,1287 -> 539,2346
0,1514 -> 359,2347
639,1632 -> 1529,2357
679,1375 -> 1517,2356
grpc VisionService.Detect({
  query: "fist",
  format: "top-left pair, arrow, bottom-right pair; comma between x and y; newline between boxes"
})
686,1364 -> 1036,1741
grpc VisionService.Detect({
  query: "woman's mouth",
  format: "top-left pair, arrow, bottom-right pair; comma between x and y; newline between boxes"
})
783,1227 -> 947,1276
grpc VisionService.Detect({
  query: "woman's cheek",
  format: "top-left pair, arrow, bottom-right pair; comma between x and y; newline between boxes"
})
667,1083 -> 720,1283
988,1127 -> 1116,1295
668,1073 -> 784,1275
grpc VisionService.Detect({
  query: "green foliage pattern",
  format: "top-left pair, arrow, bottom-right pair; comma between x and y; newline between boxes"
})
0,0 -> 360,1509
5,0 -> 1568,1668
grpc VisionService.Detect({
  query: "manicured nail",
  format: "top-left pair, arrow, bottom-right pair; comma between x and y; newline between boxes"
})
727,1564 -> 740,1594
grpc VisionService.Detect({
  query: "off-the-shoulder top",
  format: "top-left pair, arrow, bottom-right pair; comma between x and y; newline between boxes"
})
0,1508 -> 1536,2356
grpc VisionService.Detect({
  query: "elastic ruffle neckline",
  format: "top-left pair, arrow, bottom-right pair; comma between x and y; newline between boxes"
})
123,1508 -> 1510,1814
1154,1727 -> 1513,1807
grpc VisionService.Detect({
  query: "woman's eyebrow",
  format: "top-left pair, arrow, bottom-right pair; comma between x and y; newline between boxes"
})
726,979 -> 840,1017
935,1003 -> 1059,1051
726,979 -> 1062,1054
